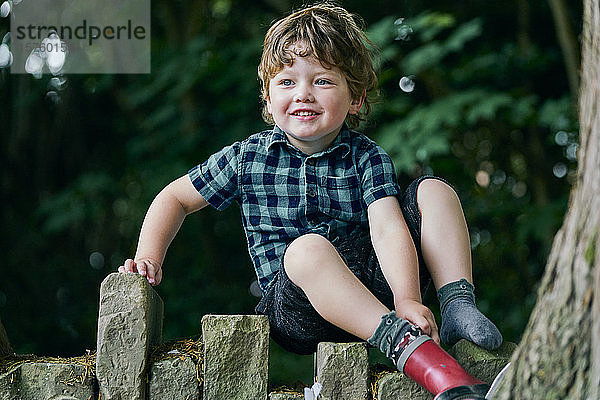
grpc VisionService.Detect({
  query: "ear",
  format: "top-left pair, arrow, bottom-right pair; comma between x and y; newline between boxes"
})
349,90 -> 366,115
266,96 -> 272,115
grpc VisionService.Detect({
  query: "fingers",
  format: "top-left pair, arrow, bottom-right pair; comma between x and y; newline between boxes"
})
118,258 -> 137,273
152,267 -> 163,286
137,260 -> 147,277
422,311 -> 440,344
414,309 -> 440,344
117,258 -> 162,286
412,314 -> 432,337
144,261 -> 154,283
144,260 -> 158,286
140,259 -> 162,286
396,300 -> 440,344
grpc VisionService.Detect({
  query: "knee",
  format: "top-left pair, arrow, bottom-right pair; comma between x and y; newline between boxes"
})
416,178 -> 459,207
283,234 -> 335,284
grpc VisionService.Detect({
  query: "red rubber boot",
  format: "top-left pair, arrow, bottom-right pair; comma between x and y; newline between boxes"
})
399,337 -> 489,399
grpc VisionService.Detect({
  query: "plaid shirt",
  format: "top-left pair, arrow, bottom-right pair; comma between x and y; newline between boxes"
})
188,125 -> 400,292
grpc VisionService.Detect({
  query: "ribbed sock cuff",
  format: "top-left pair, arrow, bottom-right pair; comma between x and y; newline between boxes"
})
437,278 -> 475,314
367,311 -> 405,353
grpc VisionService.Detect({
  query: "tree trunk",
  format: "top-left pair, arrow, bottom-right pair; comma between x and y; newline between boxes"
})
493,0 -> 600,398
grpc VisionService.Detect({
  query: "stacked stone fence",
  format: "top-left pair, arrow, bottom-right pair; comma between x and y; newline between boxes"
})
0,273 -> 515,399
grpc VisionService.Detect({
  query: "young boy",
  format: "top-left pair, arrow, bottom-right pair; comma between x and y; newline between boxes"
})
119,3 -> 502,399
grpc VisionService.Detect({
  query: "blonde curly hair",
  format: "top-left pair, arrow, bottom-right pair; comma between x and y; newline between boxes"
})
258,2 -> 378,129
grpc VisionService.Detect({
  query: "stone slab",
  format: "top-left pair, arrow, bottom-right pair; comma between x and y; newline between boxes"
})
0,360 -> 97,400
202,314 -> 269,400
148,356 -> 200,400
315,342 -> 369,400
450,340 -> 516,384
375,372 -> 432,400
0,315 -> 11,357
96,272 -> 164,400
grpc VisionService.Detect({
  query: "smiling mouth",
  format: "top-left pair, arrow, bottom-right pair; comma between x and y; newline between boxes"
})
291,110 -> 320,116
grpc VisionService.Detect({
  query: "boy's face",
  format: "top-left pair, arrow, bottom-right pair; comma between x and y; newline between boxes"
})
267,51 -> 363,155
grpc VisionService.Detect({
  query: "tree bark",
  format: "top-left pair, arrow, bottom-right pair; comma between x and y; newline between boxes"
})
493,0 -> 599,398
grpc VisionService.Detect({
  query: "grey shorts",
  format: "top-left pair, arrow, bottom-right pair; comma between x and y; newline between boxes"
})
255,176 -> 448,354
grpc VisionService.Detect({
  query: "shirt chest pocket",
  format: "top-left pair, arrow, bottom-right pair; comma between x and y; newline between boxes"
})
318,175 -> 363,222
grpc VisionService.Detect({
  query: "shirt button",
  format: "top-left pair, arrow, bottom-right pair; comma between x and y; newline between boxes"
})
307,189 -> 316,197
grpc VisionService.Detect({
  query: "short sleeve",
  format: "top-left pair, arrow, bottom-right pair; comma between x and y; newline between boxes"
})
188,142 -> 241,210
358,142 -> 401,206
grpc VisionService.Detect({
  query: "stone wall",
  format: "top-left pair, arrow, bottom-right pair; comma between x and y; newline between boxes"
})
0,273 -> 514,400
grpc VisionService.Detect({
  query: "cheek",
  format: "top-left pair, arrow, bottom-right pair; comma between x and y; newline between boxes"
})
266,82 -> 274,114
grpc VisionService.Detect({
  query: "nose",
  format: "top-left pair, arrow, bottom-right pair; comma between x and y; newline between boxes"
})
293,82 -> 314,103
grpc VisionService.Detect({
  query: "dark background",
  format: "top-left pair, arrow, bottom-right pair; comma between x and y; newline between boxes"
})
0,0 -> 581,387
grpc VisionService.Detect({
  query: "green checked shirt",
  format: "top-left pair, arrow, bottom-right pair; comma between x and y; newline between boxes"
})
188,125 -> 400,293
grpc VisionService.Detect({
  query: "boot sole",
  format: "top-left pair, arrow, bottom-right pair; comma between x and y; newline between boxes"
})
434,383 -> 491,400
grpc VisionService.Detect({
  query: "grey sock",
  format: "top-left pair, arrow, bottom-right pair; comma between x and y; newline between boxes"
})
437,278 -> 503,350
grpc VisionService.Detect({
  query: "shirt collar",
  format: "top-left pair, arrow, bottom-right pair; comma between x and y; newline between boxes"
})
266,124 -> 352,158
266,125 -> 288,150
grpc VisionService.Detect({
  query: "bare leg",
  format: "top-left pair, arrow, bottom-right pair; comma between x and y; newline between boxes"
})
283,233 -> 389,340
416,178 -> 502,349
417,179 -> 473,289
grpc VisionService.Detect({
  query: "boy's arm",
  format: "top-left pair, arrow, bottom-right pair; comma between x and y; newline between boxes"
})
367,196 -> 440,343
119,175 -> 208,285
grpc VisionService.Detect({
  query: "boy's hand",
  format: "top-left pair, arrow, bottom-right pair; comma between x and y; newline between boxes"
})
395,299 -> 440,344
118,258 -> 162,286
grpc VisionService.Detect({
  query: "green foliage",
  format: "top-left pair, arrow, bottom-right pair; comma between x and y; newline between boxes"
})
404,18 -> 482,74
376,89 -> 513,171
37,172 -> 114,234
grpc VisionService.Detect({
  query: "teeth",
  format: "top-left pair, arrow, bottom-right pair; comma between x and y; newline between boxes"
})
294,111 -> 317,116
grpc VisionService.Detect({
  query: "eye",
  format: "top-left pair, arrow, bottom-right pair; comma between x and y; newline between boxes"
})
315,78 -> 332,86
279,79 -> 294,86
